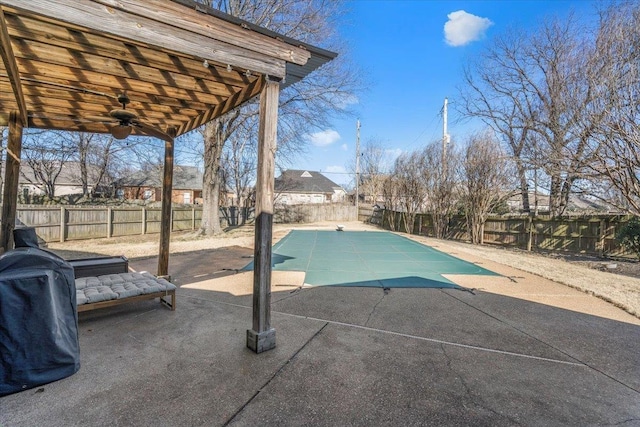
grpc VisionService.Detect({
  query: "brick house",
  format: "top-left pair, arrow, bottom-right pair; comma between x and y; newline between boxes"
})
117,165 -> 203,204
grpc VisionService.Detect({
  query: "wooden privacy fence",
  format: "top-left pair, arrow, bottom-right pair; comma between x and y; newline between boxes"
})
274,203 -> 357,223
15,206 -> 204,243
365,209 -> 635,258
12,203 -> 357,243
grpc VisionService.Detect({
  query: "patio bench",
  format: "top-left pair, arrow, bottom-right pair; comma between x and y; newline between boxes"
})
68,257 -> 176,312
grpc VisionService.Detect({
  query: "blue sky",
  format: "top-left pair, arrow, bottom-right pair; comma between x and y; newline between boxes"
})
294,0 -> 594,186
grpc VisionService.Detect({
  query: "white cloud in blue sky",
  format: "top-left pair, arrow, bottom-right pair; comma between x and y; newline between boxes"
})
307,129 -> 341,147
444,10 -> 493,47
341,144 -> 348,151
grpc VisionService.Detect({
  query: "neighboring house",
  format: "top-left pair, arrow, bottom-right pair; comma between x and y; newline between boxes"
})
117,165 -> 203,204
506,192 -> 551,213
275,170 -> 346,205
506,191 -> 613,213
18,161 -> 103,198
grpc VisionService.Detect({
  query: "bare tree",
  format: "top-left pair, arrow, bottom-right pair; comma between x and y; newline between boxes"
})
422,141 -> 460,239
352,138 -> 391,205
586,1 -> 640,214
460,14 -> 605,217
381,173 -> 401,231
392,151 -> 426,234
221,123 -> 257,222
21,131 -> 73,199
462,131 -> 513,244
194,0 -> 361,235
63,132 -> 124,197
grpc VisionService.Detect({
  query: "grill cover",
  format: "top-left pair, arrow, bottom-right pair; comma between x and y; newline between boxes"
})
0,247 -> 80,396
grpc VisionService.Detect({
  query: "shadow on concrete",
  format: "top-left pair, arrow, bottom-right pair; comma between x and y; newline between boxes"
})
1,282 -> 639,426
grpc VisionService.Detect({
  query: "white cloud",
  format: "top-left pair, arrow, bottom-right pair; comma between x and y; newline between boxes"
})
341,144 -> 348,151
444,10 -> 493,47
307,129 -> 341,147
325,165 -> 346,174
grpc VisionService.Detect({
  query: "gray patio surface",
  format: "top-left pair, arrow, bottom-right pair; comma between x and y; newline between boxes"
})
1,243 -> 639,426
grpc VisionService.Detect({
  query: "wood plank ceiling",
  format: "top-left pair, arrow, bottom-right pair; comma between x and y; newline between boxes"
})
0,0 -> 331,140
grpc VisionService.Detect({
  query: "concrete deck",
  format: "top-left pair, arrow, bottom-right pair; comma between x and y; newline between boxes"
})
1,243 -> 639,426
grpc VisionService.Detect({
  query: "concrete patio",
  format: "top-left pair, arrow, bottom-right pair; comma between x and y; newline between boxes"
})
1,242 -> 639,426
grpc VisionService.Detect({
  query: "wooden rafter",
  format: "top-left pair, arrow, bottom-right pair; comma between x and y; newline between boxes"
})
0,7 -> 26,124
178,75 -> 265,135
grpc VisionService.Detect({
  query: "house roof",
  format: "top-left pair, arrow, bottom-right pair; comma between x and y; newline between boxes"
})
119,165 -> 202,190
18,161 -> 101,186
275,169 -> 342,194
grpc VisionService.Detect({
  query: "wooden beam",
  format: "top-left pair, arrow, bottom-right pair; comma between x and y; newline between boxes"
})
157,127 -> 177,278
247,76 -> 280,354
0,7 -> 27,124
5,12 -> 255,88
94,0 -> 311,66
2,0 -> 288,78
0,111 -> 23,252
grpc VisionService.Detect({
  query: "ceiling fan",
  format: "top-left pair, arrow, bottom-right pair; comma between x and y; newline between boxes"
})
100,92 -> 173,142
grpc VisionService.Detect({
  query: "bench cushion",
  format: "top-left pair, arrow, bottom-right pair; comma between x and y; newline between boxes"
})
76,272 -> 176,306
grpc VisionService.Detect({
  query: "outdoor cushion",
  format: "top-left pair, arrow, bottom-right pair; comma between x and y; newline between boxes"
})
75,272 -> 176,306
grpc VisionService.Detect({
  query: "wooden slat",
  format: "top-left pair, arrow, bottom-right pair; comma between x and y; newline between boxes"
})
178,75 -> 263,135
95,0 -> 311,66
2,0 -> 288,78
5,13 -> 254,88
15,58 -> 231,104
0,7 -> 27,124
13,79 -> 215,111
11,38 -> 243,98
25,98 -> 193,122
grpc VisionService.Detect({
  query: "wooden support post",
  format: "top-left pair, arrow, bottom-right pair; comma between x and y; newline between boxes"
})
192,206 -> 196,230
0,112 -> 23,253
157,129 -> 176,279
247,77 -> 279,354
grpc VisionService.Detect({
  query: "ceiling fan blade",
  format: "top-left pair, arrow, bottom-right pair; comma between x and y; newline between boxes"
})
132,121 -> 174,142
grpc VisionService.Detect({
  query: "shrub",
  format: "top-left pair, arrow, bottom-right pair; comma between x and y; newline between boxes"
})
616,217 -> 640,260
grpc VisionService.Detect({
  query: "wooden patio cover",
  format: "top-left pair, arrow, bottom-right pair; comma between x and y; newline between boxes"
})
0,0 -> 335,353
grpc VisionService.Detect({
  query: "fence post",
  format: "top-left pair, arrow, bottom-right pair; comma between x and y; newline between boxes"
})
106,207 -> 112,238
598,218 -> 606,256
192,207 -> 196,230
59,206 -> 66,243
141,207 -> 146,235
526,215 -> 533,251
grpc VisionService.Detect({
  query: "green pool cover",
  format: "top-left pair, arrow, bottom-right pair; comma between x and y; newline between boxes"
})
244,230 -> 500,288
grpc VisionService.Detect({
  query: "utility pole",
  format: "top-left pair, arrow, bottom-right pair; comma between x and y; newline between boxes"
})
442,98 -> 450,178
355,119 -> 360,212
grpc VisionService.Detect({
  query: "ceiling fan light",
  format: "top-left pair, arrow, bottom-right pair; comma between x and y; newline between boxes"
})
111,124 -> 132,139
